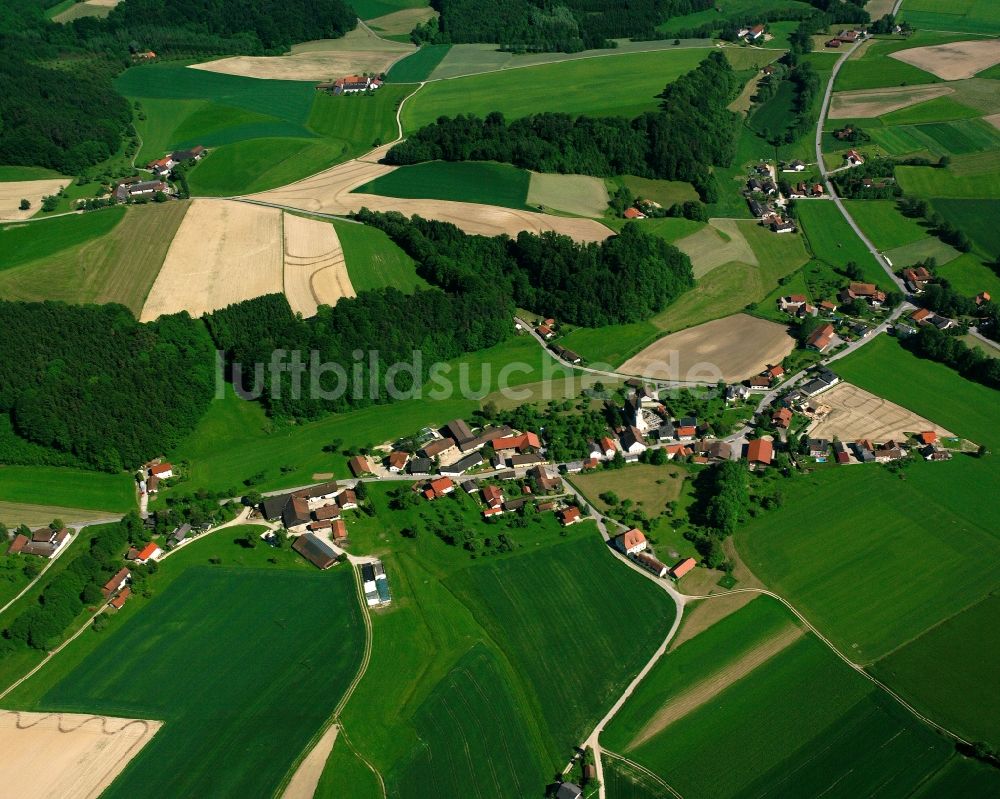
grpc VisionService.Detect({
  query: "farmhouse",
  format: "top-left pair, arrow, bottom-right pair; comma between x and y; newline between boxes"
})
510,452 -> 546,470
424,477 -> 455,500
619,426 -> 647,455
785,160 -> 806,172
115,180 -> 171,202
149,462 -> 174,480
746,438 -> 773,466
420,437 -> 456,459
8,527 -> 70,559
386,450 -> 409,472
806,323 -> 837,353
616,528 -> 647,555
839,282 -> 886,307
492,432 -> 542,455
282,496 -> 312,531
443,418 -> 475,445
551,344 -> 582,364
458,425 -> 515,453
634,552 -> 668,578
671,557 -> 696,580
292,534 -> 338,570
169,523 -> 191,547
109,586 -> 132,610
530,465 -> 562,493
556,782 -> 583,799
911,307 -> 933,325
440,452 -> 484,476
407,456 -> 434,474
772,407 -> 793,428
171,145 -> 206,163
623,207 -> 645,220
559,507 -> 582,526
102,567 -> 130,599
746,24 -> 765,41
321,75 -> 383,95
481,485 -> 504,509
348,455 -> 373,477
778,294 -> 808,313
127,541 -> 162,564
844,149 -> 865,167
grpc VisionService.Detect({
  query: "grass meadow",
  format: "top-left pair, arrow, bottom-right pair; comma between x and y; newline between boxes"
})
795,200 -> 887,284
900,0 -> 1000,36
738,335 -> 1000,663
833,32 -> 976,92
386,44 -> 451,82
0,209 -> 124,273
354,160 -> 532,209
616,175 -> 698,208
116,64 -> 408,195
331,218 -> 428,294
0,166 -> 65,181
897,165 -> 1000,198
841,199 -> 927,250
6,531 -> 364,798
402,48 -> 777,130
0,465 -> 134,513
0,202 -> 188,315
603,597 -> 953,799
860,117 -> 1000,159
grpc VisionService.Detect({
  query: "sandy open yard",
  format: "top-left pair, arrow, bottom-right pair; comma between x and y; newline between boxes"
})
248,157 -> 613,242
807,381 -> 955,443
283,212 -> 354,317
0,710 -> 160,799
0,178 -> 69,221
619,314 -> 795,384
676,218 -> 757,278
829,84 -> 954,119
527,172 -> 608,217
890,39 -> 1000,82
141,199 -> 283,321
191,27 -> 413,81
628,624 -> 802,749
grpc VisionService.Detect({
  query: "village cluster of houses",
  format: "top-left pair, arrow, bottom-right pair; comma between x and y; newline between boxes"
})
745,165 -> 796,233
7,526 -> 71,559
825,28 -> 866,48
316,75 -> 383,95
147,146 -> 207,178
110,146 -> 206,203
530,318 -> 584,365
612,526 -> 695,581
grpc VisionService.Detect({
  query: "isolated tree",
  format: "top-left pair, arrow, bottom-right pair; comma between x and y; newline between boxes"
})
18,198 -> 29,210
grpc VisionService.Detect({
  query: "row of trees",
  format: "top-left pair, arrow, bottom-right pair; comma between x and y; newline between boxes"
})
0,301 -> 215,471
357,210 -> 694,327
386,52 -> 738,201
898,195 -> 973,253
905,325 -> 1000,389
419,0 -> 715,52
0,515 -> 148,654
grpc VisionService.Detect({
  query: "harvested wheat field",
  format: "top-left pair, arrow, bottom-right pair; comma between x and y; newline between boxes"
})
141,200 -> 283,322
0,710 -> 161,799
248,157 -> 613,242
807,382 -> 954,443
627,624 -> 803,749
527,172 -> 609,217
191,27 -> 413,81
282,723 -> 340,799
676,218 -> 757,278
367,7 -> 437,35
283,212 -> 354,317
828,84 -> 954,119
985,113 -> 1000,132
890,39 -> 1000,82
620,314 -> 794,384
0,178 -> 69,221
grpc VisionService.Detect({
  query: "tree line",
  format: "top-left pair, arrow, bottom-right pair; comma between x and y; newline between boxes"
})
0,301 -> 215,471
386,52 -> 738,202
416,0 -> 715,52
904,325 -> 1000,390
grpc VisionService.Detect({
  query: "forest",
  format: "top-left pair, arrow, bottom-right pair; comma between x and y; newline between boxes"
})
386,53 -> 738,201
416,0 -> 714,51
0,0 -> 355,172
0,302 -> 215,472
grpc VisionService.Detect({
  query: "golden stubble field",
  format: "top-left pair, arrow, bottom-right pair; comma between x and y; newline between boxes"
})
0,710 -> 161,799
890,39 -> 1000,81
828,84 -> 954,118
283,212 -> 355,317
0,179 -> 70,221
807,382 -> 955,443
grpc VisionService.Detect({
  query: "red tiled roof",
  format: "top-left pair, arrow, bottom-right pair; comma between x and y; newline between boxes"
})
492,432 -> 542,451
110,587 -> 131,609
747,439 -> 773,464
150,462 -> 173,476
671,558 -> 697,578
622,529 -> 646,550
918,431 -> 937,445
559,507 -> 581,525
332,519 -> 347,539
137,542 -> 159,560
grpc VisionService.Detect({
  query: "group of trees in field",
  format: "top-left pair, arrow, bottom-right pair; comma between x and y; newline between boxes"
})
0,514 -> 148,654
0,301 -> 215,471
357,209 -> 694,327
832,157 -> 902,200
0,0 -> 354,172
386,53 -> 738,201
905,325 -> 1000,389
415,0 -> 714,51
898,196 -> 973,252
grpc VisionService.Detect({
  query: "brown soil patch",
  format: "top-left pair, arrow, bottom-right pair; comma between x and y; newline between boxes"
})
627,624 -> 803,749
141,199 -> 283,322
806,381 -> 954,443
618,314 -> 795,384
0,710 -> 161,799
283,723 -> 339,799
670,593 -> 760,650
248,157 -> 612,242
891,39 -> 1000,81
983,112 -> 1000,132
312,472 -> 335,480
829,84 -> 954,119
0,179 -> 70,221
283,212 -> 354,316
192,28 -> 413,82
366,7 -> 437,35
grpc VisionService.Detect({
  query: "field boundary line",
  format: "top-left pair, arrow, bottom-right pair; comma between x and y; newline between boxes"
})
340,722 -> 387,799
356,17 -> 417,75
602,749 -> 683,799
274,560 -> 375,798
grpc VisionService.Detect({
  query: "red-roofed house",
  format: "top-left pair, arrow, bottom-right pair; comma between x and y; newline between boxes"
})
492,432 -> 542,453
150,462 -> 174,479
559,507 -> 581,526
133,541 -> 162,564
918,431 -> 938,446
747,24 -> 765,40
670,557 -> 697,579
976,291 -> 991,305
387,451 -> 409,472
845,149 -> 864,166
424,477 -> 454,500
807,323 -> 836,353
109,586 -> 131,610
911,308 -> 933,325
481,485 -> 504,509
332,519 -> 348,541
747,438 -> 773,466
536,324 -> 555,339
624,207 -> 645,220
617,529 -> 647,555
102,567 -> 130,599
772,407 -> 792,429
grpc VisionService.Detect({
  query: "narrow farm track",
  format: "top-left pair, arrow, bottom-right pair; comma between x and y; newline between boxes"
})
602,749 -> 683,799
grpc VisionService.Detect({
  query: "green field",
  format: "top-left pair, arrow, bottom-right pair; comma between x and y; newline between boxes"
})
115,65 -> 408,195
842,199 -> 929,250
0,209 -> 124,273
883,236 -> 961,270
795,200 -> 887,284
14,555 -> 364,798
403,48 -> 777,130
603,597 -> 954,799
874,593 -> 1000,747
738,335 -> 1000,663
617,175 -> 698,208
387,44 -> 451,82
863,117 -> 1000,159
833,32 -> 978,91
0,466 -> 134,513
331,218 -> 428,294
900,0 -> 1000,36
354,160 -> 532,209
351,0 -> 428,18
528,172 -> 609,216
656,0 -> 811,34
749,80 -> 798,140
897,165 -> 1000,198
0,202 -> 188,315
0,166 -> 65,181
932,198 -> 1000,257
